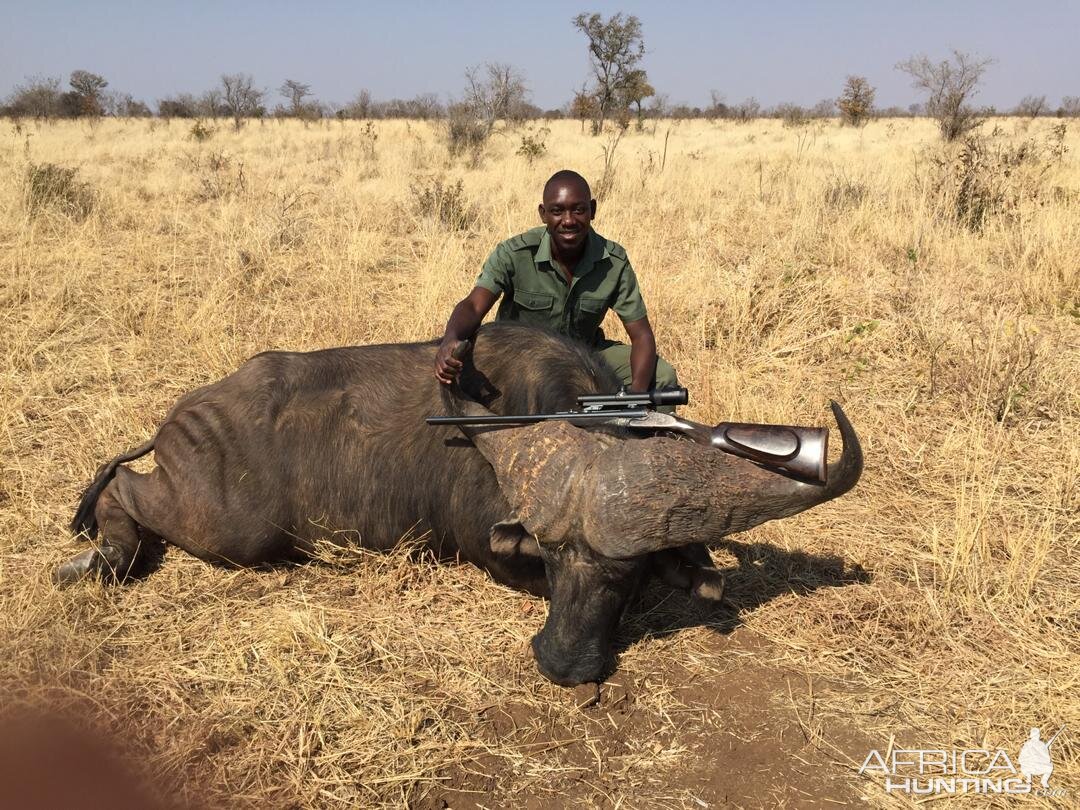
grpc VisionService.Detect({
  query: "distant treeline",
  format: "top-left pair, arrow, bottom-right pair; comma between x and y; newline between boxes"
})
4,71 -> 1079,126
6,11 -> 1080,143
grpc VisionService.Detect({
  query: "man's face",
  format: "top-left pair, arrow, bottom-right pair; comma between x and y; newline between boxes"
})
539,181 -> 596,256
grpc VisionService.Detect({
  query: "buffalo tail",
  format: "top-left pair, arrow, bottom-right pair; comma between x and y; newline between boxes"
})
70,440 -> 155,539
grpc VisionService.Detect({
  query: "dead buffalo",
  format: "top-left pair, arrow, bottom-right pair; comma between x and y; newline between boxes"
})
59,323 -> 862,685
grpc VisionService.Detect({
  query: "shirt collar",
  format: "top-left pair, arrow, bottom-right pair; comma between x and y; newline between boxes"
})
535,228 -> 609,275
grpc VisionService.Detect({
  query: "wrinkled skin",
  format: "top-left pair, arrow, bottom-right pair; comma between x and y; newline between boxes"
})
59,323 -> 862,686
532,542 -> 646,685
60,325 -> 620,594
447,379 -> 863,685
58,324 -> 724,684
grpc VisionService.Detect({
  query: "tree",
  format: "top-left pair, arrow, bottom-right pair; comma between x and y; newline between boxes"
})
220,73 -> 264,129
732,97 -> 760,122
707,90 -> 729,120
837,75 -> 875,126
200,89 -> 223,117
463,62 -> 530,132
572,11 -> 646,134
5,75 -> 62,118
109,92 -> 151,117
896,50 -> 993,141
1014,95 -> 1047,118
620,69 -> 654,131
774,102 -> 808,127
394,93 -> 444,119
811,98 -> 837,118
279,79 -> 314,118
346,89 -> 373,118
570,84 -> 598,132
68,70 -> 108,116
1060,96 -> 1080,117
158,94 -> 198,119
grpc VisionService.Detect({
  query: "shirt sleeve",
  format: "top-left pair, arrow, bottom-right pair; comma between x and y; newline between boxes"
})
475,242 -> 513,296
610,260 -> 648,323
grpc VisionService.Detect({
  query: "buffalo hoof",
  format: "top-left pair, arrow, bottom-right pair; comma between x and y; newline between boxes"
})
52,547 -> 126,586
53,549 -> 103,586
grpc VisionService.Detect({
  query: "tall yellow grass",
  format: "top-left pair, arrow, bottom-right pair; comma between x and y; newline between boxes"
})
1,116 -> 1077,807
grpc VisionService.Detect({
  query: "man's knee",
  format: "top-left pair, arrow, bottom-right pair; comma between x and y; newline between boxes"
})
655,356 -> 679,389
596,341 -> 679,391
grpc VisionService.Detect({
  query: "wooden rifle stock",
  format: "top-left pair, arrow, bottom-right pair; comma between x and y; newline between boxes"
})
614,413 -> 829,484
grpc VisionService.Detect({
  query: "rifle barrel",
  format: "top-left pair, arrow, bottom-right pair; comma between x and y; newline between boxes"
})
426,409 -> 649,426
577,387 -> 688,407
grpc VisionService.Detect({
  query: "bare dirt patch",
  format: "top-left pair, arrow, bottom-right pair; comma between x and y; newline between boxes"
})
423,629 -> 877,809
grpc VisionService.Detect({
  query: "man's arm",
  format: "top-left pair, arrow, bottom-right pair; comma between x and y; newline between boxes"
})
623,315 -> 658,393
434,286 -> 498,384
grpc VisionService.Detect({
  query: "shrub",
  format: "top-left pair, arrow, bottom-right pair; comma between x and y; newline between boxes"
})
1047,123 -> 1068,162
824,174 -> 869,209
930,136 -> 1048,231
775,103 -> 809,128
190,119 -> 214,142
24,162 -> 95,220
516,128 -> 549,163
445,103 -> 488,163
187,150 -> 246,201
358,121 -> 378,160
411,176 -> 476,230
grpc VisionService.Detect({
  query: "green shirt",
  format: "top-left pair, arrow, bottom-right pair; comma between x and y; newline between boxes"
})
475,226 -> 647,345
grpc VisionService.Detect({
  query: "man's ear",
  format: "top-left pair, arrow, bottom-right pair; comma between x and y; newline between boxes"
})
589,198 -> 597,218
537,202 -> 546,221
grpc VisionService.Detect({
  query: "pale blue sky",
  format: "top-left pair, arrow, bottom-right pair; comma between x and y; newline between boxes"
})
2,1 -> 1078,110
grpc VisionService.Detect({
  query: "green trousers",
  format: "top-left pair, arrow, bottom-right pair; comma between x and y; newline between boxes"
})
595,339 -> 680,412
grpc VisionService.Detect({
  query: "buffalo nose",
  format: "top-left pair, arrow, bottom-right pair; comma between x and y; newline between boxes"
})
531,633 -> 610,686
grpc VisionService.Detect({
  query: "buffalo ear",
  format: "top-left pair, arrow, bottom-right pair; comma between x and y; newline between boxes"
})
450,339 -> 472,362
489,520 -> 541,559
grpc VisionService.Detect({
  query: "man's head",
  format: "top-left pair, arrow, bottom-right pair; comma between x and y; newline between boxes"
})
539,170 -> 596,257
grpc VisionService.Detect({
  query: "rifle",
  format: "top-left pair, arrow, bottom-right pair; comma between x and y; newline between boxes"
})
427,387 -> 830,484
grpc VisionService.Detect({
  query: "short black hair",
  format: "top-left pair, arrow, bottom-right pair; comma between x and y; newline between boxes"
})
543,169 -> 591,200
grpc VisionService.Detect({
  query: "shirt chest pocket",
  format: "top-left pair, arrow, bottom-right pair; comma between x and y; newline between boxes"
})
572,294 -> 608,339
511,288 -> 556,327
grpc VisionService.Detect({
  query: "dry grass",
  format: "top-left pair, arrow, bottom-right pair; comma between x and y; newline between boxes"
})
0,116 -> 1077,808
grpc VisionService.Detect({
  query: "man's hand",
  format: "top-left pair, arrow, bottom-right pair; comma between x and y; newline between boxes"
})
434,286 -> 498,385
435,338 -> 465,385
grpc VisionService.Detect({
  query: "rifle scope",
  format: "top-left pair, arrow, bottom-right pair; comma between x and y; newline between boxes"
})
576,387 -> 689,408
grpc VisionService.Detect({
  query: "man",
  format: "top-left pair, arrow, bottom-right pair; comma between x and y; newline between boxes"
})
1019,727 -> 1056,789
434,170 -> 678,395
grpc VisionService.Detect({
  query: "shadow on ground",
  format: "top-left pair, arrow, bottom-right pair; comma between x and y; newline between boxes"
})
616,538 -> 872,654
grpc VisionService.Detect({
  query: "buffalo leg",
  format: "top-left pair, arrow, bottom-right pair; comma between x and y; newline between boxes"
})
110,466 -> 281,568
54,484 -> 151,585
652,543 -> 726,602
